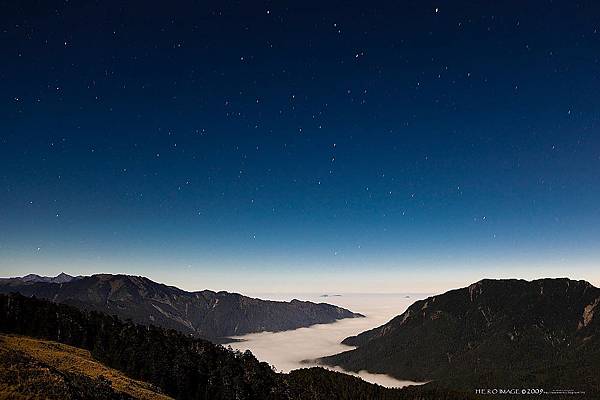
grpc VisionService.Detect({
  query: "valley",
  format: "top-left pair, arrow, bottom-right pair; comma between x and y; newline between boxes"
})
228,293 -> 428,387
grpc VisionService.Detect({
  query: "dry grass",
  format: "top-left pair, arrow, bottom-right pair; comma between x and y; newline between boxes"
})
0,334 -> 172,400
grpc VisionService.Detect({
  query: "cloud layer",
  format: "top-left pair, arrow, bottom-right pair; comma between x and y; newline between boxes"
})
229,293 -> 428,387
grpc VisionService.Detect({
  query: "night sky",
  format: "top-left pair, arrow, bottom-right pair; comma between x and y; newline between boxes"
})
1,1 -> 599,292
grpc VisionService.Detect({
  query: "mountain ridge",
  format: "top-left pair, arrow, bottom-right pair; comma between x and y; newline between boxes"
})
0,292 -> 472,400
0,273 -> 363,341
321,277 -> 600,394
1,272 -> 80,284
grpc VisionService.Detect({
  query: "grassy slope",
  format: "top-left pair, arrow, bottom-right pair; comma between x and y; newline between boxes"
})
0,334 -> 171,400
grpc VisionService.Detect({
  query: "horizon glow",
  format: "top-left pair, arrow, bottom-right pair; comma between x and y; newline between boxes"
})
1,1 -> 599,293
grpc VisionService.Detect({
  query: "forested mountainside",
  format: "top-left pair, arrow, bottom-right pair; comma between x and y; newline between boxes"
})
0,273 -> 362,340
286,369 -> 473,400
0,292 -> 281,400
0,293 -> 472,400
321,278 -> 600,395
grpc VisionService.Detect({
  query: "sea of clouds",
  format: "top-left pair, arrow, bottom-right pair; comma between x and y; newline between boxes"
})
229,292 -> 429,388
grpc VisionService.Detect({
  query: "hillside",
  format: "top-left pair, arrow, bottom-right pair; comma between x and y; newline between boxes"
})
0,334 -> 170,400
0,273 -> 362,340
0,292 -> 474,400
321,278 -> 600,394
0,291 -> 288,399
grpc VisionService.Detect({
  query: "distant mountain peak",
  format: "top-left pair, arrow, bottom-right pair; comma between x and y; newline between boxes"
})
53,272 -> 75,283
21,274 -> 43,282
11,273 -> 77,284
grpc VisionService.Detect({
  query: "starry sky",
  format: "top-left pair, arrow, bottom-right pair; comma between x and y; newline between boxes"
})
1,1 -> 599,293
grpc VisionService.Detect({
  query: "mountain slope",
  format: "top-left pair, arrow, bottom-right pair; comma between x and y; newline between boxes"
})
0,292 -> 471,400
0,292 -> 286,400
0,334 -> 170,400
0,274 -> 362,340
321,278 -> 600,393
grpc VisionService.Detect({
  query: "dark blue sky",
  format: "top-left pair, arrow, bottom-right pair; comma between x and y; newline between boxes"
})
1,1 -> 599,292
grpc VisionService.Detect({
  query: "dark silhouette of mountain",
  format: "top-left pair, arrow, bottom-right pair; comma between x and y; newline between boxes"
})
321,278 -> 600,395
286,368 -> 473,400
0,273 -> 362,341
0,293 -> 472,399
